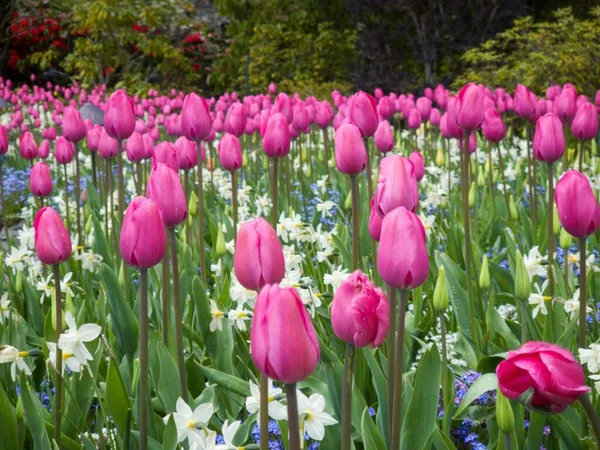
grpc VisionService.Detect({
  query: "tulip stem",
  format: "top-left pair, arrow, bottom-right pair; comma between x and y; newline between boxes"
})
116,140 -> 125,229
63,164 -> 70,232
503,432 -> 512,450
0,160 -> 8,246
285,383 -> 301,450
487,141 -> 496,217
350,175 -> 360,270
579,139 -> 585,173
341,344 -> 356,450
139,269 -> 149,450
579,238 -> 587,349
232,171 -> 238,243
91,150 -> 97,189
461,139 -> 477,345
161,241 -> 170,347
168,228 -> 187,402
547,163 -> 556,299
440,312 -> 451,435
74,144 -> 82,246
259,374 -> 269,450
196,140 -> 206,284
322,128 -> 330,178
391,289 -> 407,450
363,137 -> 373,201
271,158 -> 278,227
497,143 -> 511,216
580,395 -> 600,449
53,264 -> 63,446
386,286 -> 396,444
521,300 -> 527,343
526,123 -> 537,231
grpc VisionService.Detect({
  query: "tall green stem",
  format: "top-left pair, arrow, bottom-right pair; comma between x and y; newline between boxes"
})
461,138 -> 477,345
487,141 -> 496,216
53,264 -> 63,446
579,139 -> 585,173
232,170 -> 238,243
74,143 -> 82,246
322,128 -> 330,178
91,150 -> 97,189
579,238 -> 587,349
168,228 -> 187,401
116,141 -> 124,230
63,164 -> 70,231
440,313 -> 450,434
363,138 -> 373,202
341,344 -> 355,450
271,158 -> 278,226
259,374 -> 269,450
161,240 -> 170,347
496,143 -> 511,217
350,175 -> 360,270
547,163 -> 555,298
391,289 -> 407,450
0,161 -> 8,246
196,140 -> 206,285
526,123 -> 536,230
386,286 -> 396,443
521,301 -> 528,343
580,395 -> 600,450
285,384 -> 301,450
139,269 -> 149,450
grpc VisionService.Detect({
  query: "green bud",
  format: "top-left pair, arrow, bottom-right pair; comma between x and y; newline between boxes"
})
119,261 -> 124,287
477,170 -> 485,188
433,267 -> 449,312
515,159 -> 522,175
15,271 -> 23,294
509,195 -> 518,221
305,164 -> 312,178
216,226 -> 227,256
65,290 -> 75,317
493,168 -> 499,183
560,227 -> 572,249
345,190 -> 352,210
479,255 -> 490,290
85,213 -> 93,235
242,149 -> 248,166
301,146 -> 308,163
188,191 -> 198,217
552,207 -> 560,235
263,155 -> 269,171
468,182 -> 476,208
496,389 -> 515,435
16,396 -> 24,421
435,147 -> 444,165
514,250 -> 531,301
0,251 -> 4,275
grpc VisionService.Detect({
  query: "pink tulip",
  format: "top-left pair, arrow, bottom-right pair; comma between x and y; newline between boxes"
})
348,91 -> 378,137
555,170 -> 600,238
34,207 -> 71,265
273,93 -> 293,123
368,197 -> 382,241
533,113 -> 564,163
98,128 -> 118,159
572,102 -> 599,141
514,84 -> 537,120
415,97 -> 432,121
262,113 -> 291,158
316,102 -> 332,129
152,141 -> 179,171
250,284 -> 320,383
104,89 -> 135,140
120,196 -> 167,269
374,155 -> 418,216
0,125 -> 7,155
181,93 -> 212,141
268,83 -> 277,94
218,133 -> 242,172
377,206 -> 429,289
175,136 -> 199,170
481,109 -> 506,143
292,103 -> 310,133
446,97 -> 465,139
373,120 -> 394,153
430,108 -> 441,127
234,218 -> 285,291
38,139 -> 50,159
87,126 -> 101,151
146,163 -> 188,227
377,97 -> 394,120
19,132 -> 37,160
456,83 -> 484,131
334,122 -> 367,175
126,131 -> 145,162
55,136 -> 75,164
62,106 -> 86,143
555,87 -> 577,124
407,108 -> 422,130
225,103 -> 246,137
408,151 -> 425,181
331,270 -> 389,347
497,341 -> 589,413
30,161 -> 53,197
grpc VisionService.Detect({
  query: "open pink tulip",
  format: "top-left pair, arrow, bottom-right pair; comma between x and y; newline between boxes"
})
555,170 -> 600,238
34,207 -> 71,265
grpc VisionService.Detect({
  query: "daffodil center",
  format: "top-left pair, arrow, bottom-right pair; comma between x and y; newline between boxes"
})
306,411 -> 314,421
187,420 -> 196,429
214,310 -> 224,318
543,296 -> 552,302
63,352 -> 74,359
18,351 -> 29,357
568,254 -> 578,263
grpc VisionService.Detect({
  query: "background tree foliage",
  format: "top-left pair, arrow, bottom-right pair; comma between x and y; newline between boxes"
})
455,7 -> 600,95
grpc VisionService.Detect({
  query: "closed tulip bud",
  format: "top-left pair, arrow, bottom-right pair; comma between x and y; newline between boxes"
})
87,126 -> 101,151
273,93 -> 293,123
496,390 -> 515,435
433,266 -> 449,312
152,141 -> 179,171
555,88 -> 577,124
19,131 -> 37,160
457,83 -> 484,131
146,163 -> 188,227
331,271 -> 389,347
374,155 -> 418,216
345,190 -> 352,210
368,197 -> 382,241
15,271 -> 22,294
34,207 -> 71,265
514,250 -> 531,301
468,182 -> 476,207
234,218 -> 285,291
408,151 -> 425,182
348,91 -> 378,137
216,226 -> 227,256
218,133 -> 242,172
378,207 -> 429,289
98,128 -> 118,159
54,136 -> 75,164
334,122 -> 367,175
509,195 -> 518,221
181,93 -> 212,141
175,136 -> 198,170
62,106 -> 86,143
250,284 -> 320,383
373,120 -> 394,153
533,113 -> 564,163
445,97 -> 465,139
126,131 -> 145,162
559,227 -> 572,249
572,102 -> 599,141
553,207 -> 560,235
477,170 -> 485,187
430,108 -> 441,127
479,255 -> 490,290
407,108 -> 422,130
435,147 -> 444,165
104,89 -> 135,140
188,191 -> 198,217
555,170 -> 600,238
120,196 -> 166,268
30,161 -> 52,197
0,125 -> 8,155
38,139 -> 50,159
482,108 -> 506,143
262,113 -> 291,158
224,103 -> 246,137
514,85 -> 537,120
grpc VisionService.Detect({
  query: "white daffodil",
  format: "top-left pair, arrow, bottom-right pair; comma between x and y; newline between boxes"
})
563,289 -> 592,320
230,275 -> 257,307
78,252 -> 103,273
245,379 -> 287,420
419,214 -> 436,238
523,247 -> 547,280
58,312 -> 101,366
47,341 -> 84,373
566,251 -> 600,273
528,281 -> 550,319
210,301 -> 225,332
211,259 -> 223,278
296,391 -> 337,441
60,272 -> 77,298
316,176 -> 328,193
17,225 -> 35,250
0,345 -> 31,381
590,375 -> 600,393
37,272 -> 54,301
324,266 -> 350,291
580,344 -> 600,373
316,200 -> 336,218
164,397 -> 214,446
216,420 -> 242,450
0,293 -> 11,324
5,246 -> 31,275
227,304 -> 251,331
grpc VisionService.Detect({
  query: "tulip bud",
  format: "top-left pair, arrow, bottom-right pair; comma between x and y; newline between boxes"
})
514,250 -> 531,301
16,396 -> 24,421
468,182 -> 476,208
34,207 -> 71,265
560,227 -> 572,249
85,214 -> 92,235
181,93 -> 212,141
479,255 -> 490,290
334,122 -> 367,175
477,170 -> 485,187
119,261 -> 125,287
146,163 -> 188,228
552,207 -> 559,235
188,191 -> 198,217
15,271 -> 23,294
345,190 -> 352,210
555,170 -> 600,238
104,89 -> 135,140
216,227 -> 226,256
436,147 -> 444,165
433,267 -> 449,312
496,389 -> 515,435
509,195 -> 518,221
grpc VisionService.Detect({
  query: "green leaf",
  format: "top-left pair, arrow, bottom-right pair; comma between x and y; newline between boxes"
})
431,426 -> 458,450
0,381 -> 19,450
105,356 -> 132,435
362,348 -> 389,446
436,253 -> 473,337
92,215 -> 114,267
153,341 -> 183,412
526,412 -> 545,450
192,363 -> 251,398
361,407 -> 386,450
453,373 -> 498,418
163,416 -> 178,450
546,413 -> 583,450
401,345 -> 442,450
19,374 -> 52,449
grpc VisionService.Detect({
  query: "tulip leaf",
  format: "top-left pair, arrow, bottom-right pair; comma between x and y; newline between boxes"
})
19,374 -> 52,450
361,406 -> 386,450
22,278 -> 45,335
192,362 -> 251,398
362,348 -> 389,446
85,179 -> 101,213
332,232 -> 352,271
436,252 -> 473,337
431,426 -> 458,450
0,381 -> 18,450
526,412 -> 545,450
92,215 -> 114,267
453,373 -> 498,419
99,263 -> 138,361
162,416 -> 178,450
153,340 -> 183,412
105,356 -> 132,436
401,345 -> 441,450
546,412 -> 583,450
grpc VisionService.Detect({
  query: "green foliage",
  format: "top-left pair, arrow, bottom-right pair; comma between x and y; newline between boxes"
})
455,7 -> 600,95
